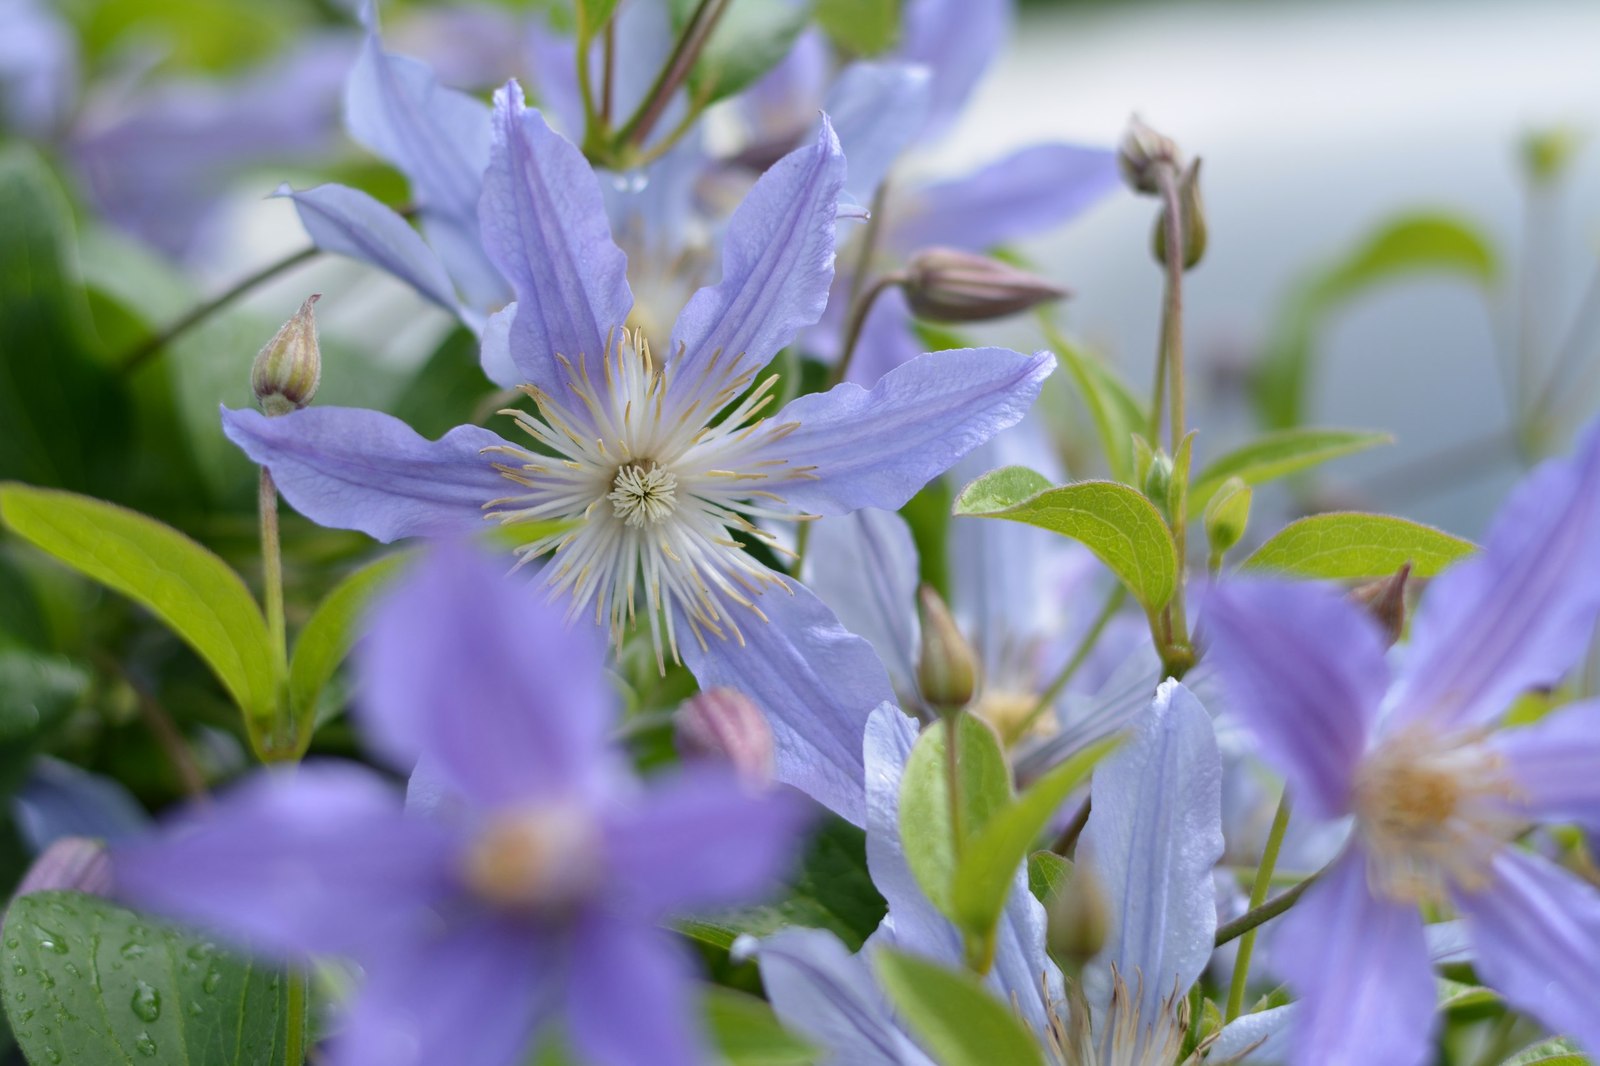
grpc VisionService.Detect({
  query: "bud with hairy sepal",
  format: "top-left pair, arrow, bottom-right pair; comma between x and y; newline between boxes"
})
11,837 -> 113,904
251,294 -> 322,416
1350,562 -> 1411,647
1152,158 -> 1208,271
916,585 -> 978,715
1118,114 -> 1182,195
674,687 -> 775,786
1203,476 -> 1252,560
901,248 -> 1069,323
1143,449 -> 1175,521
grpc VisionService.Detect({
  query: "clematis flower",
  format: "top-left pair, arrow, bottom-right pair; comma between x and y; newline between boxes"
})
114,542 -> 810,1066
750,683 -> 1283,1064
223,82 -> 1053,824
1203,419 -> 1600,1066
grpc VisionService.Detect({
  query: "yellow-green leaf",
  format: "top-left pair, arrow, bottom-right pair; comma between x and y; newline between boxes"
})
1242,512 -> 1476,580
874,950 -> 1048,1066
1190,428 -> 1392,510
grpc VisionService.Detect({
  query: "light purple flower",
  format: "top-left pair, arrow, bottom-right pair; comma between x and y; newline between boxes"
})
222,82 -> 1053,824
1203,419 -> 1600,1065
115,542 -> 809,1066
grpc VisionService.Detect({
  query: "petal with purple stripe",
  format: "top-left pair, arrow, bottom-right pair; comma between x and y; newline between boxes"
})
1492,698 -> 1600,831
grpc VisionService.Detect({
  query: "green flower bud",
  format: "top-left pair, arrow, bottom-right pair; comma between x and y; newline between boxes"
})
1045,861 -> 1111,972
1203,476 -> 1253,557
916,585 -> 978,715
1152,158 -> 1208,271
1142,450 -> 1174,518
902,247 -> 1069,323
251,295 -> 322,416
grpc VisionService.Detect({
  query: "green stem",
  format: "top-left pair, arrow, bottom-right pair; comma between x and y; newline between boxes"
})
258,468 -> 293,761
119,246 -> 321,374
1154,164 -> 1192,672
1225,791 -> 1291,1020
1213,873 -> 1318,948
615,0 -> 728,151
827,182 -> 893,389
1019,585 -> 1126,735
828,274 -> 904,389
284,968 -> 307,1066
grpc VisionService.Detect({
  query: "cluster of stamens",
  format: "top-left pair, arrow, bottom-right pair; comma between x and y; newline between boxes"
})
1351,726 -> 1523,904
1046,967 -> 1200,1066
481,328 -> 818,670
461,807 -> 602,913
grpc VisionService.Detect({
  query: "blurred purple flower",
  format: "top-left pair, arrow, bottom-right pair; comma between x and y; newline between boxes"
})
1204,419 -> 1600,1066
222,83 -> 1053,824
0,0 -> 77,137
116,542 -> 809,1066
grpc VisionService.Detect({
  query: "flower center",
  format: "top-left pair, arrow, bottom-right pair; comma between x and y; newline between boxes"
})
1352,727 -> 1521,903
975,688 -> 1056,748
461,807 -> 601,913
608,460 -> 678,527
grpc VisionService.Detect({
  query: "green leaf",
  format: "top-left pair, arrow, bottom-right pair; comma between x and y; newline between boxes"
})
0,484 -> 277,726
816,0 -> 898,55
1190,428 -> 1393,510
576,0 -> 621,41
704,987 -> 816,1066
678,0 -> 811,105
874,949 -> 1048,1066
1435,977 -> 1499,1014
0,652 -> 88,795
1242,512 -> 1477,580
1,891 -> 297,1066
951,465 -> 1052,515
1027,851 -> 1071,905
1044,323 -> 1148,484
899,716 -> 1012,920
678,819 -> 887,952
1500,1037 -> 1587,1066
954,475 -> 1178,612
288,552 -> 410,727
950,734 -> 1121,969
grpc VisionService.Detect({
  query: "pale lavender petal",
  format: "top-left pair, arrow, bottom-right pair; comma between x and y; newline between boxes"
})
1208,1005 -> 1297,1064
889,144 -> 1120,253
13,757 -> 147,851
1201,580 -> 1389,819
567,919 -> 706,1066
895,0 -> 1008,138
359,541 -> 615,808
479,82 -> 634,397
526,21 -> 583,135
668,119 -> 845,396
1492,699 -> 1600,830
330,917 -> 548,1066
221,406 -> 505,543
478,303 -> 518,388
1272,846 -> 1436,1066
1458,848 -> 1600,1054
0,0 -> 76,136
745,927 -> 933,1066
113,762 -> 460,959
1079,680 -> 1223,1023
604,767 -> 811,917
803,509 -> 922,699
1389,420 -> 1600,731
276,182 -> 460,314
679,582 -> 897,825
741,29 -> 829,146
345,33 -> 505,307
826,62 -> 932,204
755,348 -> 1054,516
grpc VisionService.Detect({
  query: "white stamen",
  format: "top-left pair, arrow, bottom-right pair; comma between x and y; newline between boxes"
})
608,461 -> 678,526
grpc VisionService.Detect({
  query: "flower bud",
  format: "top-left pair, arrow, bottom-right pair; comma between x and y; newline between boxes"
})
1350,562 -> 1411,647
251,295 -> 322,416
1046,862 -> 1111,972
12,837 -> 113,902
1118,115 -> 1182,195
1520,126 -> 1584,186
1203,476 -> 1252,557
917,585 -> 978,714
674,687 -> 775,786
901,248 -> 1069,323
1152,158 -> 1208,271
1142,450 -> 1174,517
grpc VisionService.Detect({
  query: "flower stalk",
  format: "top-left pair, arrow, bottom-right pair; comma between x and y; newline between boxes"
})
1225,790 -> 1292,1020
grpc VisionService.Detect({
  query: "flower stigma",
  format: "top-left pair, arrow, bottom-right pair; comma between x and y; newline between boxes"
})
462,807 -> 602,913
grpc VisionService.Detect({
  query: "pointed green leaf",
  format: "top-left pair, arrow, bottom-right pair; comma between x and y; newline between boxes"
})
1027,851 -> 1072,906
1190,428 -> 1393,510
955,475 -> 1178,612
874,949 -> 1048,1066
2,891 -> 296,1066
1044,322 -> 1148,484
899,716 -> 1012,919
0,484 -> 276,723
950,734 -> 1121,969
1242,512 -> 1476,580
816,0 -> 899,55
577,0 -> 621,41
704,987 -> 817,1066
1500,1037 -> 1586,1066
288,552 -> 411,725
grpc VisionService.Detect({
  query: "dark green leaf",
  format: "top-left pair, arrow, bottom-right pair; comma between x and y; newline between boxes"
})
874,949 -> 1048,1066
1242,512 -> 1476,580
289,552 -> 410,728
1,891 -> 296,1066
954,475 -> 1178,612
1190,429 -> 1392,510
899,716 -> 1012,919
704,987 -> 816,1066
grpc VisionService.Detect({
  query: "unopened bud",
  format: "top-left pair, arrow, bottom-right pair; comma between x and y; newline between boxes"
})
1203,476 -> 1252,557
251,295 -> 322,415
1350,563 -> 1411,646
1118,115 -> 1182,195
675,687 -> 775,786
12,837 -> 113,902
917,585 -> 978,714
901,248 -> 1069,323
1046,862 -> 1111,971
1521,126 -> 1584,186
1152,158 -> 1207,271
1142,450 -> 1174,517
